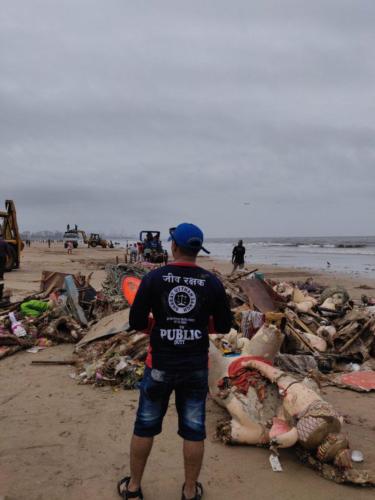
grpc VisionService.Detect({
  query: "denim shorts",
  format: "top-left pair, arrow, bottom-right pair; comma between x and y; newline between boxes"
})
134,367 -> 208,441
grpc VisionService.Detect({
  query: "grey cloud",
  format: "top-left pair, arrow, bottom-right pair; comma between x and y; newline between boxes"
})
1,0 -> 374,237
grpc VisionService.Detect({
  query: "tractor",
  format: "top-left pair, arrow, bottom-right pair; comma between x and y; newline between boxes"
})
140,230 -> 168,264
88,233 -> 108,248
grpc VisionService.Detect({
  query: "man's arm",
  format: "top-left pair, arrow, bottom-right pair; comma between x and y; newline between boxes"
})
232,247 -> 236,264
129,273 -> 153,331
211,277 -> 232,333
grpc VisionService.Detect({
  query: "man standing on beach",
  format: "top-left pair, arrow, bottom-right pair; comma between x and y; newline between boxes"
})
118,223 -> 232,500
231,239 -> 246,274
66,241 -> 73,255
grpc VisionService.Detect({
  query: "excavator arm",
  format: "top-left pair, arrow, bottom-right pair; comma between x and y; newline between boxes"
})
0,200 -> 23,271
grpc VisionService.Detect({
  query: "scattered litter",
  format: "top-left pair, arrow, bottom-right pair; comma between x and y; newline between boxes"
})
26,346 -> 45,354
351,450 -> 364,463
209,270 -> 375,486
0,264 -> 147,361
269,454 -> 283,472
2,259 -> 375,486
9,312 -> 27,337
76,308 -> 130,348
332,370 -> 375,392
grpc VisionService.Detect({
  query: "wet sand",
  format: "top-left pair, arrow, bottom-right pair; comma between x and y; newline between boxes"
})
1,243 -> 375,500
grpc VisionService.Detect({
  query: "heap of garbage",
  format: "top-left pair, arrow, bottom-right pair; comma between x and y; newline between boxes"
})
214,270 -> 375,379
71,264 -> 149,389
209,269 -> 375,486
101,263 -> 146,311
0,265 -> 147,366
0,271 -> 89,360
74,331 -> 148,389
2,261 -> 375,485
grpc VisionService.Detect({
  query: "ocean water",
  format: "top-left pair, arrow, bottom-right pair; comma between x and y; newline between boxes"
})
114,236 -> 375,279
204,236 -> 375,279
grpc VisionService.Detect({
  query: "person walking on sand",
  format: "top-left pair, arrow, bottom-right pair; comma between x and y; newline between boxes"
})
136,241 -> 144,262
118,223 -> 232,500
231,239 -> 246,274
67,241 -> 73,255
130,243 -> 138,263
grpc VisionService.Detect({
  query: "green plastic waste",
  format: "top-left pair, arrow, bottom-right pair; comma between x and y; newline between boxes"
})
20,300 -> 50,318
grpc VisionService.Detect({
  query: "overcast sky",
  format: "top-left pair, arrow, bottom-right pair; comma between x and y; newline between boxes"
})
1,0 -> 374,237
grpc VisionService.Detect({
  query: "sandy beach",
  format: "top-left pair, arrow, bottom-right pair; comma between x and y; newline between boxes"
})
1,243 -> 375,500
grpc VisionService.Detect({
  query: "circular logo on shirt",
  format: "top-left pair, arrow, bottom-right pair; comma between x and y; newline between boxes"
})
168,286 -> 197,314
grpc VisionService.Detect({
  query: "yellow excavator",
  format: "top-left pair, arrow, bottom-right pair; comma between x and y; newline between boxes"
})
76,230 -> 108,248
87,233 -> 108,248
0,200 -> 23,271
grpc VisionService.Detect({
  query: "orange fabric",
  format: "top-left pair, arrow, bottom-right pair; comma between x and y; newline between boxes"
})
122,276 -> 141,305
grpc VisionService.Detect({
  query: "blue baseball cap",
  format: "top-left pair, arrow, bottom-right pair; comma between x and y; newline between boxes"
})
168,223 -> 210,254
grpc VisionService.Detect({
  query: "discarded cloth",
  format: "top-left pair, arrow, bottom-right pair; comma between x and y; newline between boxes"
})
218,355 -> 272,400
241,311 -> 265,339
20,300 -> 50,318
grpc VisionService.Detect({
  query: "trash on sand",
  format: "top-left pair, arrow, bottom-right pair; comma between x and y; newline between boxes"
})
0,270 -> 95,359
2,258 -> 375,485
20,299 -> 50,318
64,275 -> 88,326
0,263 -> 149,373
9,312 -> 27,337
26,346 -> 45,353
208,270 -> 375,486
351,450 -> 364,463
269,454 -> 283,472
331,370 -> 375,392
75,330 -> 148,389
76,308 -> 130,348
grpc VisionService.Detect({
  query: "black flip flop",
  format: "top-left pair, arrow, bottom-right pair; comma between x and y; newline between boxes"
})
117,476 -> 144,499
181,482 -> 203,500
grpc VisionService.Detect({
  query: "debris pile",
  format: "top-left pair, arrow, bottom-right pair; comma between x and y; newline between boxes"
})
101,263 -> 147,311
0,272 -> 91,360
1,260 -> 375,484
209,270 -> 375,486
71,306 -> 148,389
0,264 -> 151,394
75,332 -> 148,389
67,264 -> 150,388
214,269 -> 375,374
210,331 -> 375,485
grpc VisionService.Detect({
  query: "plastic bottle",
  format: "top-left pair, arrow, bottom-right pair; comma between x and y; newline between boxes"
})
8,312 -> 27,337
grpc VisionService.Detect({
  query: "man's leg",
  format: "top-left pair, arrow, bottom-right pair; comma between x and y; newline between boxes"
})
230,262 -> 238,275
183,440 -> 204,498
122,367 -> 171,496
127,435 -> 154,494
176,369 -> 208,499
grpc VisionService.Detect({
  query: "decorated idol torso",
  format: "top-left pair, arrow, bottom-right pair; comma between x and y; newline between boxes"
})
209,326 -> 375,486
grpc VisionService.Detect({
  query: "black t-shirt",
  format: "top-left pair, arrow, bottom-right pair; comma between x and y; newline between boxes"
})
129,263 -> 232,371
232,245 -> 245,264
